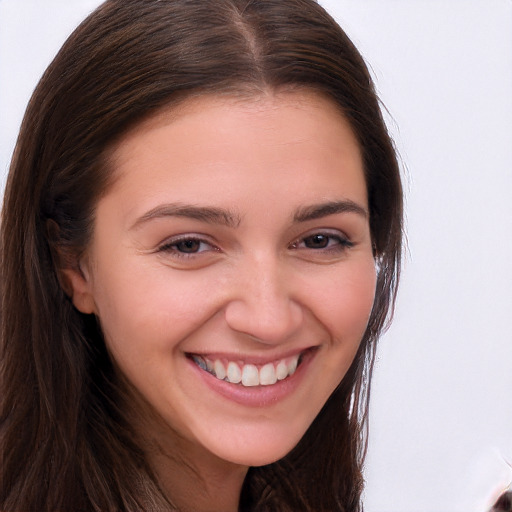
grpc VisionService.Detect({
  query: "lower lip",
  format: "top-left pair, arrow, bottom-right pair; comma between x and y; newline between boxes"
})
187,348 -> 317,407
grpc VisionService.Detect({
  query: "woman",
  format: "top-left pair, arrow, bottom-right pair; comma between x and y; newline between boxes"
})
0,0 -> 402,510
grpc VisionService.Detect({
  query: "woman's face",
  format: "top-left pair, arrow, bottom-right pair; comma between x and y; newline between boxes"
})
68,91 -> 376,467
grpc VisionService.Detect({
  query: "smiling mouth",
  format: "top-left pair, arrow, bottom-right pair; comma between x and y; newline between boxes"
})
188,350 -> 311,387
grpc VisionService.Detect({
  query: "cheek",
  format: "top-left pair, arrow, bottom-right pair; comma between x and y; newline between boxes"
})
306,260 -> 376,401
91,261 -> 223,358
304,259 -> 377,341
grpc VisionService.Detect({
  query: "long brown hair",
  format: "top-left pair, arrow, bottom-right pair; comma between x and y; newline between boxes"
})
0,1 -> 403,510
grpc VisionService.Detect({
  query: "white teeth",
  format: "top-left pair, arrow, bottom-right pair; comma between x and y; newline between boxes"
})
214,360 -> 226,380
288,357 -> 298,375
275,360 -> 288,380
241,364 -> 259,386
227,361 -> 242,383
193,353 -> 302,387
259,363 -> 277,385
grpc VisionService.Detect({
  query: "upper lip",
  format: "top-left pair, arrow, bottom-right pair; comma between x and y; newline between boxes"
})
185,345 -> 318,366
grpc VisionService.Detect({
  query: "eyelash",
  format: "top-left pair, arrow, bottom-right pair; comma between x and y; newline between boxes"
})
157,231 -> 353,259
158,235 -> 217,258
290,232 -> 354,253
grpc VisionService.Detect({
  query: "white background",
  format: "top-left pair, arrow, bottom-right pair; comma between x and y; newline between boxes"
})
1,1 -> 511,511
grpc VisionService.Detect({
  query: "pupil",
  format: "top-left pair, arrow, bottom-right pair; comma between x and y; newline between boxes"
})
177,240 -> 200,253
306,234 -> 328,248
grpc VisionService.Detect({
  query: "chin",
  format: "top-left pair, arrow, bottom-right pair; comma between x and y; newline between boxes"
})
201,422 -> 307,467
220,446 -> 296,468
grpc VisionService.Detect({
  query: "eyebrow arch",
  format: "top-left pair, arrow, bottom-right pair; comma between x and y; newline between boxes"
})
130,203 -> 241,230
293,200 -> 368,222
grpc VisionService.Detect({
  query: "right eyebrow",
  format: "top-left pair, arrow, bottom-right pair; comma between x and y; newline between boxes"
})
129,202 -> 242,230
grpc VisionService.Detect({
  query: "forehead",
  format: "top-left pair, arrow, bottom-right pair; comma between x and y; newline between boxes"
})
103,90 -> 367,222
110,89 -> 361,166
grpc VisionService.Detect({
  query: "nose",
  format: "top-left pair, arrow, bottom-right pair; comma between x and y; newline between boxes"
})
224,255 -> 304,345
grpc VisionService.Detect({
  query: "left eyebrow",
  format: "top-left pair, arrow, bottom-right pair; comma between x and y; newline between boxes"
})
293,200 -> 368,223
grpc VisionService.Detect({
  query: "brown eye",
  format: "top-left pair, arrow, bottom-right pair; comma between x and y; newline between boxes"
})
175,239 -> 202,253
158,236 -> 215,256
303,234 -> 330,249
290,231 -> 354,254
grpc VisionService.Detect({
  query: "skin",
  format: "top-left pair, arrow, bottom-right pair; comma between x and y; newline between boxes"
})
65,90 -> 377,511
